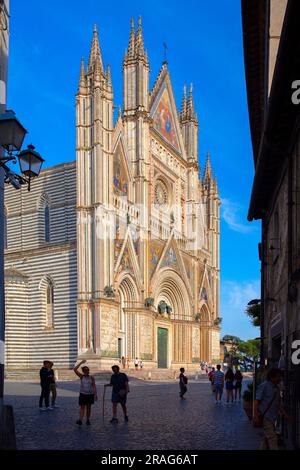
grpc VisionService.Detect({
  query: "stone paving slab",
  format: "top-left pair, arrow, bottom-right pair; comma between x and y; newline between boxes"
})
4,379 -> 262,450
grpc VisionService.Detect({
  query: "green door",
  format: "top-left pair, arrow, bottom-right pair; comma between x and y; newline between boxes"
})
157,328 -> 168,368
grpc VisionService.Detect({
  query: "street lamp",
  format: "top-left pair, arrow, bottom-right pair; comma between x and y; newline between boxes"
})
0,110 -> 27,152
18,145 -> 44,177
0,110 -> 44,191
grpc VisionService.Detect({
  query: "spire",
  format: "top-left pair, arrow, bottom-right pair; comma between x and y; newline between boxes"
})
204,151 -> 213,183
180,85 -> 187,120
88,24 -> 103,72
79,57 -> 86,88
187,83 -> 197,121
127,17 -> 135,59
135,16 -> 145,57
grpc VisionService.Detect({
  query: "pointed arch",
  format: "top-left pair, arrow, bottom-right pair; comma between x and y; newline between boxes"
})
37,192 -> 52,243
39,274 -> 55,328
152,268 -> 192,321
116,273 -> 140,358
116,272 -> 139,304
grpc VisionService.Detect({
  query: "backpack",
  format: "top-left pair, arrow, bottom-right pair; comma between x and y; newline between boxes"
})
183,375 -> 188,385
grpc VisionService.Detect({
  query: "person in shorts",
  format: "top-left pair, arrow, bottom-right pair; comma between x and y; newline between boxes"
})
225,366 -> 235,403
234,368 -> 243,401
105,365 -> 129,423
213,364 -> 224,404
73,359 -> 97,426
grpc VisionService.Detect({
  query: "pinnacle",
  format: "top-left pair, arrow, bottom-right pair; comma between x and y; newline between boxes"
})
88,23 -> 103,72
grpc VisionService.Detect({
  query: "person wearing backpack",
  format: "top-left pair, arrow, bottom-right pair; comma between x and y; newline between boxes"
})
179,367 -> 188,399
208,367 -> 215,394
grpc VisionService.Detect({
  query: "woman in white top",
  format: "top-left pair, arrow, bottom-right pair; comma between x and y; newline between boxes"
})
74,359 -> 97,425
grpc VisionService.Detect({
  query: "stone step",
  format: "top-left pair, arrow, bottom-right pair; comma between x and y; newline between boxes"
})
5,368 -> 206,382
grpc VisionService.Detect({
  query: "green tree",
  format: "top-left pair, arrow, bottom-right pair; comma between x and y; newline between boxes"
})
245,303 -> 260,327
228,338 -> 260,367
222,335 -> 242,345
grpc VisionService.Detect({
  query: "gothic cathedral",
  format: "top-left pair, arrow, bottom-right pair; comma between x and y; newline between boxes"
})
4,19 -> 220,371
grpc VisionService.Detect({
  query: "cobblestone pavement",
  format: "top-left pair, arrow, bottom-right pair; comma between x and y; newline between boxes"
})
4,378 -> 262,450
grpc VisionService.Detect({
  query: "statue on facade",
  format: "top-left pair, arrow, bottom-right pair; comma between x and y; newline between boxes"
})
145,297 -> 154,307
104,285 -> 115,297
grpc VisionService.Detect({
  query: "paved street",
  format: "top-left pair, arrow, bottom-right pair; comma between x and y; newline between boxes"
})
4,378 -> 261,450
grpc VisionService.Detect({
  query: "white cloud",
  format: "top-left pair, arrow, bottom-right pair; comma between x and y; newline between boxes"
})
221,198 -> 254,234
221,279 -> 260,340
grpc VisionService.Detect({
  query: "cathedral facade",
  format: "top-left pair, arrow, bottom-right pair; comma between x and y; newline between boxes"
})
4,19 -> 220,370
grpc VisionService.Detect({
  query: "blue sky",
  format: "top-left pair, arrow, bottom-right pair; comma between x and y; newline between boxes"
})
8,0 -> 261,341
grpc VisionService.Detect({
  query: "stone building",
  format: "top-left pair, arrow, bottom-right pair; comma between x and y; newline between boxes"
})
242,0 -> 300,449
4,19 -> 220,371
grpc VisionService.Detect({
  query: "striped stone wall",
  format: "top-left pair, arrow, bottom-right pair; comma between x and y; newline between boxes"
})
4,162 -> 78,369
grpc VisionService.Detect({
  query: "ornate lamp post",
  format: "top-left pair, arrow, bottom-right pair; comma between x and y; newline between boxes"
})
0,110 -> 44,191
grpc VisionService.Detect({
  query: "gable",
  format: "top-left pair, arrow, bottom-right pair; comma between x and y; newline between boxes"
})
150,74 -> 184,155
149,239 -> 165,278
114,228 -> 142,290
150,234 -> 193,298
199,266 -> 214,312
152,88 -> 180,151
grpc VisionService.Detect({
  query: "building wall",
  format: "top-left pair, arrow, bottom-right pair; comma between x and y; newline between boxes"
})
4,162 -> 78,369
263,133 -> 300,449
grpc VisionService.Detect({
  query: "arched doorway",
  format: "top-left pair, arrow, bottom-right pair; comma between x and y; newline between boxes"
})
117,275 -> 139,361
152,269 -> 192,367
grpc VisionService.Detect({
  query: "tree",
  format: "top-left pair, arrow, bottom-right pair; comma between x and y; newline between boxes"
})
228,338 -> 260,368
222,335 -> 242,345
245,302 -> 260,327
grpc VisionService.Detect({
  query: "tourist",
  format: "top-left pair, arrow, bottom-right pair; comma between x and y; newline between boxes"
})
39,360 -> 52,411
126,357 -> 129,369
179,367 -> 188,399
213,364 -> 224,404
73,359 -> 97,426
48,361 -> 58,408
234,368 -> 243,401
253,368 -> 292,450
134,357 -> 139,370
121,356 -> 126,369
208,367 -> 215,394
225,366 -> 235,404
105,365 -> 129,423
140,359 -> 143,369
